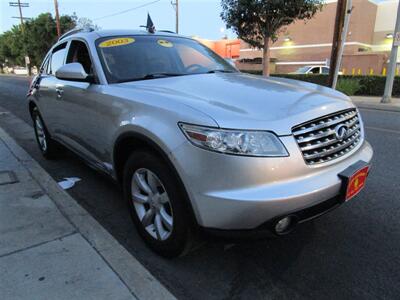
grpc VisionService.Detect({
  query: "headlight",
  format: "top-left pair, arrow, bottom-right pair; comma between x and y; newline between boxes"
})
179,123 -> 288,157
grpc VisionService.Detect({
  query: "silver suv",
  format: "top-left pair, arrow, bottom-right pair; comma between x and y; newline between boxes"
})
27,29 -> 373,257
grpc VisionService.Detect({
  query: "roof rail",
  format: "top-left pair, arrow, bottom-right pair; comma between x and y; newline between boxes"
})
157,30 -> 177,34
58,27 -> 94,41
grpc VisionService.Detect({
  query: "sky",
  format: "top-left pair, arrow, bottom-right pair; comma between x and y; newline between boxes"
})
0,0 -> 236,40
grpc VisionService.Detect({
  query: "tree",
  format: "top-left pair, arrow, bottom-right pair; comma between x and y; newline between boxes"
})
221,0 -> 323,76
0,13 -> 78,70
22,13 -> 77,67
76,17 -> 101,30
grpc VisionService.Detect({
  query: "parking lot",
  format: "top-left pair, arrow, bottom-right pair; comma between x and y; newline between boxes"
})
1,74 -> 399,299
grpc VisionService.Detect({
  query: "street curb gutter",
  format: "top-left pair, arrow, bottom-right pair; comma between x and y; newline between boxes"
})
353,102 -> 400,113
0,127 -> 176,300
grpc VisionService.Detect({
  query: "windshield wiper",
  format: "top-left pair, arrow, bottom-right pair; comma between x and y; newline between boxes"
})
207,69 -> 236,74
117,73 -> 186,83
142,72 -> 186,79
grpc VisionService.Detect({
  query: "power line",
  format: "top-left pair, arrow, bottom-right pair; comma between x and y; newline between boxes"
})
93,0 -> 161,21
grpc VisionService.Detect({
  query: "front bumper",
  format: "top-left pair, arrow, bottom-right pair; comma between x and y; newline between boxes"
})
170,136 -> 373,230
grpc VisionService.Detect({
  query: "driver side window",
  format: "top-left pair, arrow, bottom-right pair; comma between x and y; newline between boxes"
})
66,40 -> 93,75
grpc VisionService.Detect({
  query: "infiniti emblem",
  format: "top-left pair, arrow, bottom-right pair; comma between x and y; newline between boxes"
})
335,124 -> 348,141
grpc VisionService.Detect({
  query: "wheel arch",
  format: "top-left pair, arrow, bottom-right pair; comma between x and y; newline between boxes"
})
28,100 -> 37,118
113,131 -> 199,227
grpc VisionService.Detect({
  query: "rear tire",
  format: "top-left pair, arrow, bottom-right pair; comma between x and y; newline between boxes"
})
32,107 -> 60,159
123,150 -> 193,258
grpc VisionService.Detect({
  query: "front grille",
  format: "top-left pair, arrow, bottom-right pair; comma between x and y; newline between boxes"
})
292,109 -> 362,165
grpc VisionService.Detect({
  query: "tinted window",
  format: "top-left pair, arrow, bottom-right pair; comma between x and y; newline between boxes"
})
50,43 -> 67,75
295,66 -> 311,74
66,40 -> 93,74
321,67 -> 329,74
309,67 -> 320,74
39,55 -> 50,75
96,36 -> 237,83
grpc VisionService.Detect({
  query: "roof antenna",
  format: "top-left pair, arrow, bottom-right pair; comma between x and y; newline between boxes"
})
140,13 -> 156,33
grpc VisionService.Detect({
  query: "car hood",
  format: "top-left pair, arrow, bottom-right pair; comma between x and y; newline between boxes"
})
117,73 -> 354,135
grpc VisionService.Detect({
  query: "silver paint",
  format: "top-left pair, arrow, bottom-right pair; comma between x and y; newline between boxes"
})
28,30 -> 373,231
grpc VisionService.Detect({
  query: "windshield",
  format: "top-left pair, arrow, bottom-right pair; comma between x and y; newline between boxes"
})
294,66 -> 311,74
96,35 -> 238,83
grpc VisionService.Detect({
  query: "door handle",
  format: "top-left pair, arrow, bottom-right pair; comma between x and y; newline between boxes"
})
55,87 -> 64,99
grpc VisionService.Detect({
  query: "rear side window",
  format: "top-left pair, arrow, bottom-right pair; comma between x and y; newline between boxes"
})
49,42 -> 67,75
39,55 -> 50,75
321,67 -> 329,74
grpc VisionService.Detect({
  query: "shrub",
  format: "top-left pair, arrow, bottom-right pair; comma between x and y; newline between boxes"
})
336,78 -> 360,96
240,71 -> 400,97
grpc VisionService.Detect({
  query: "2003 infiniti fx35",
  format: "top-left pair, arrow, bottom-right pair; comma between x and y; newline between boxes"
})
27,28 -> 373,257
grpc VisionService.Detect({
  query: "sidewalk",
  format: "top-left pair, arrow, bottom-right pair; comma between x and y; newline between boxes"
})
351,96 -> 400,112
0,127 -> 175,300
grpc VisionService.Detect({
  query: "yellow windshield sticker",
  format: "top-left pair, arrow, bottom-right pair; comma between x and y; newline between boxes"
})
99,37 -> 135,48
157,39 -> 173,48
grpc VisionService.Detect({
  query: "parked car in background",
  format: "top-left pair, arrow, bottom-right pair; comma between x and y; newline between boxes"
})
13,66 -> 28,75
27,28 -> 373,257
292,65 -> 343,75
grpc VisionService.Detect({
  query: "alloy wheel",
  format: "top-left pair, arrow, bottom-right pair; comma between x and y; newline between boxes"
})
35,116 -> 47,152
131,168 -> 174,241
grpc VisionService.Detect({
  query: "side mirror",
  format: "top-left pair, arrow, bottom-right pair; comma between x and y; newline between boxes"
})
55,63 -> 93,82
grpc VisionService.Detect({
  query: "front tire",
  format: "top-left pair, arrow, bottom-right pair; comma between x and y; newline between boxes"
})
32,107 -> 60,159
123,150 -> 193,258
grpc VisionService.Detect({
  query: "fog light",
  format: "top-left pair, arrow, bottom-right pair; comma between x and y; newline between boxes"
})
274,216 -> 294,234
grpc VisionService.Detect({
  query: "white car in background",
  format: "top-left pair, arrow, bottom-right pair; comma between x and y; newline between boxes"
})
292,65 -> 343,75
13,67 -> 28,75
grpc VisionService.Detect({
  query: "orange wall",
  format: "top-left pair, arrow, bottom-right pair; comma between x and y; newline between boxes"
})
196,38 -> 241,58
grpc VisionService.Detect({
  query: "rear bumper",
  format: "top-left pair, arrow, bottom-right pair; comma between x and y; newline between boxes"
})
171,137 -> 373,230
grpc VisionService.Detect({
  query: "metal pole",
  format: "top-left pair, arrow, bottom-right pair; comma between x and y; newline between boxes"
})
175,0 -> 179,34
382,0 -> 400,103
17,0 -> 25,32
332,0 -> 352,89
328,0 -> 347,87
17,0 -> 31,75
54,0 -> 61,38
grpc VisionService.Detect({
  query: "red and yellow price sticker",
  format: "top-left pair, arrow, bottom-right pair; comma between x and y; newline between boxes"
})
99,37 -> 135,48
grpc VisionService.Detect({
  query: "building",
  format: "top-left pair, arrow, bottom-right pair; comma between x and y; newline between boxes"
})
237,0 -> 398,74
194,37 -> 241,59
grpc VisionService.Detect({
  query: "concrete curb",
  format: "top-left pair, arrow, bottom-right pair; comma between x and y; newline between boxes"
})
0,126 -> 176,300
353,102 -> 400,113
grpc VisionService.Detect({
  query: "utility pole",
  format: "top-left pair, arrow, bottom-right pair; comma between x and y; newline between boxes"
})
332,0 -> 353,89
382,0 -> 400,103
328,0 -> 347,88
9,0 -> 29,32
9,1 -> 31,75
54,0 -> 61,38
171,0 -> 179,34
17,0 -> 25,32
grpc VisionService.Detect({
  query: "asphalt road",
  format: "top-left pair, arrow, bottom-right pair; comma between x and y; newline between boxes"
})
1,74 -> 399,300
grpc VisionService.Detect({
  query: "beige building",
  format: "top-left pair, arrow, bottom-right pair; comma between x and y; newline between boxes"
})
238,0 -> 398,74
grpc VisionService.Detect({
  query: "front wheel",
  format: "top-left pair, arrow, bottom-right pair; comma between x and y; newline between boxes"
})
123,150 -> 193,258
